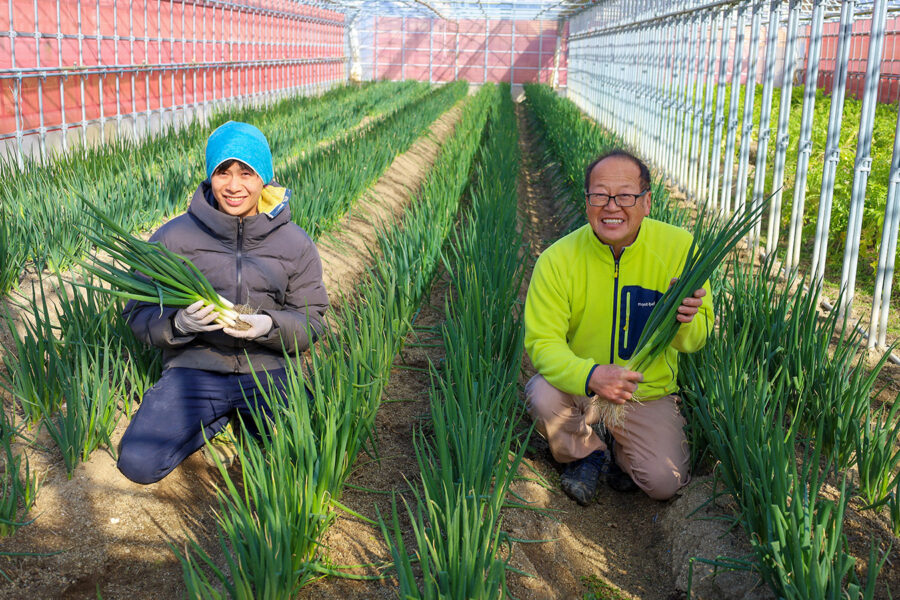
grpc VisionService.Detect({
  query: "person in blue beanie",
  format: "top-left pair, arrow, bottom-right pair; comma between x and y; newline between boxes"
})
116,121 -> 329,484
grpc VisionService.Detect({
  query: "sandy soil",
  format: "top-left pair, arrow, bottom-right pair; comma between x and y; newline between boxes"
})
0,91 -> 898,600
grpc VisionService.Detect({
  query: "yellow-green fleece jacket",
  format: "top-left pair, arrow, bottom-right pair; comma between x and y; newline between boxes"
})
524,219 -> 713,400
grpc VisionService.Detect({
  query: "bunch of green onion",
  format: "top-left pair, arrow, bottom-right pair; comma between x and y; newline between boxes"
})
598,196 -> 770,428
74,199 -> 241,327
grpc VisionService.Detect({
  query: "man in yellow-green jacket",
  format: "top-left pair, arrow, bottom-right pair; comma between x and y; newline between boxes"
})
524,149 -> 713,505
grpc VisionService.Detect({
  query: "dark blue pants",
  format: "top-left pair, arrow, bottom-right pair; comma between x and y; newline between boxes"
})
117,367 -> 289,484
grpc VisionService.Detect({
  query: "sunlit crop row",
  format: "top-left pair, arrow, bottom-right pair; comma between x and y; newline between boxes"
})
379,83 -> 530,597
175,82 -> 496,596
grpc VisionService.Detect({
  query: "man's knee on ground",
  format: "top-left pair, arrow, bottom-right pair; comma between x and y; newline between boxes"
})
631,461 -> 686,501
523,389 -> 551,439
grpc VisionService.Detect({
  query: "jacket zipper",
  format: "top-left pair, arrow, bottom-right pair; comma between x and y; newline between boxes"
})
233,219 -> 246,357
236,219 -> 244,304
609,249 -> 621,363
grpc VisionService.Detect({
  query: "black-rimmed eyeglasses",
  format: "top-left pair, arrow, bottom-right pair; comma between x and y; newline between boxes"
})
585,189 -> 650,208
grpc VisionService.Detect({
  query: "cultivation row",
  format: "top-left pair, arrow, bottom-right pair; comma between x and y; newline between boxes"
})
379,84 -> 529,597
682,255 -> 895,598
287,79 -> 467,239
175,82 -> 496,595
526,82 -> 899,598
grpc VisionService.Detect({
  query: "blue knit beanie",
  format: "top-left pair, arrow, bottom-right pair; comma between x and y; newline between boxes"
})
205,121 -> 274,184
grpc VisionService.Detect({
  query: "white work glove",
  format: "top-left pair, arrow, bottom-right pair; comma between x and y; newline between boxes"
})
174,300 -> 225,334
223,314 -> 273,340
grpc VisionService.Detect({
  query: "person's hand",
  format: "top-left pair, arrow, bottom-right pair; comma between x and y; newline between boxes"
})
671,278 -> 706,324
174,300 -> 225,334
223,314 -> 273,340
588,364 -> 643,405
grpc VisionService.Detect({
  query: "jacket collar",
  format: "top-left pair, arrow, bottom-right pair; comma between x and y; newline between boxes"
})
584,219 -> 650,261
188,180 -> 293,246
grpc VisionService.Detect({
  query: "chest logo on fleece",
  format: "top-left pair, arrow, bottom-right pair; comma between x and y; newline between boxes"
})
618,285 -> 662,359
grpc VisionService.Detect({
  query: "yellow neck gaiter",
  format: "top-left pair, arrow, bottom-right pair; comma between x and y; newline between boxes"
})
258,185 -> 290,216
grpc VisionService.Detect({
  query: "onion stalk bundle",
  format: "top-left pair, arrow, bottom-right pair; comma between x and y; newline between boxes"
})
75,199 -> 241,327
598,196 -> 772,428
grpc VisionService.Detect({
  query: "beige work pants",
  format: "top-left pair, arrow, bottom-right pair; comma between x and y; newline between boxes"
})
525,374 -> 691,500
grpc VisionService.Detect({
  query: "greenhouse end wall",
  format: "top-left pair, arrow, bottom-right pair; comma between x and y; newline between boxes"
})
357,17 -> 568,86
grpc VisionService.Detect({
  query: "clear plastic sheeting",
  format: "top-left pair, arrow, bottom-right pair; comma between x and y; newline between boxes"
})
326,0 -> 598,21
354,14 -> 566,84
568,0 -> 900,35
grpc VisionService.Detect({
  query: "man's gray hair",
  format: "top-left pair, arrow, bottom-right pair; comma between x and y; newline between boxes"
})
584,149 -> 651,193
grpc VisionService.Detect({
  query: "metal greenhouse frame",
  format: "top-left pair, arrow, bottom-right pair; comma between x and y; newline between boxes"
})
568,0 -> 900,356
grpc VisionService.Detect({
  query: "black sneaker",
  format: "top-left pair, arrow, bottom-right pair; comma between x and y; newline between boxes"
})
605,438 -> 639,493
560,450 -> 607,506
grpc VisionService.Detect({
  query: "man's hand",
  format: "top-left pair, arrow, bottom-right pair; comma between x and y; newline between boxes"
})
671,278 -> 706,324
588,364 -> 643,405
223,314 -> 273,340
174,300 -> 225,334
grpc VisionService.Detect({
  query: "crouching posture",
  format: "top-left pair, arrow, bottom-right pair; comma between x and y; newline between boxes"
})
523,150 -> 712,504
117,121 -> 329,484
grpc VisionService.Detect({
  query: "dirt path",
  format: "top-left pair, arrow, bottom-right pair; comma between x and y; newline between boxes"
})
317,100 -> 463,295
501,99 -> 676,600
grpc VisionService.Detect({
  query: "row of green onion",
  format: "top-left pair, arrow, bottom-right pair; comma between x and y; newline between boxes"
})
379,83 -> 531,597
174,82 -> 497,596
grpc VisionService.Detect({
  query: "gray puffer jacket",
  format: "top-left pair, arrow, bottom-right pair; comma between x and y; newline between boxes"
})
123,180 -> 329,374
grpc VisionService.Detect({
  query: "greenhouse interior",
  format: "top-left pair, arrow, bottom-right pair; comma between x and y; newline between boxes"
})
2,0 -> 900,598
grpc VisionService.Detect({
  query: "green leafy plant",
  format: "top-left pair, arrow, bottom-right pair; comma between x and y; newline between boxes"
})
0,408 -> 39,538
380,84 -> 531,597
43,340 -> 125,478
1,278 -> 70,424
854,397 -> 900,509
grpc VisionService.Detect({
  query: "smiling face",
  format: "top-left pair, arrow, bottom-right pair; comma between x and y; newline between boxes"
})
585,155 -> 651,258
210,160 -> 263,219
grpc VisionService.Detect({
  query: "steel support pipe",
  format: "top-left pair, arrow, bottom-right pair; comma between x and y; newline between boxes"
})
733,1 -> 763,216
785,0 -> 826,273
749,0 -> 782,248
811,0 -> 856,286
840,0 -> 889,316
707,5 -> 733,212
766,0 -> 802,257
871,103 -> 900,348
720,3 -> 746,214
